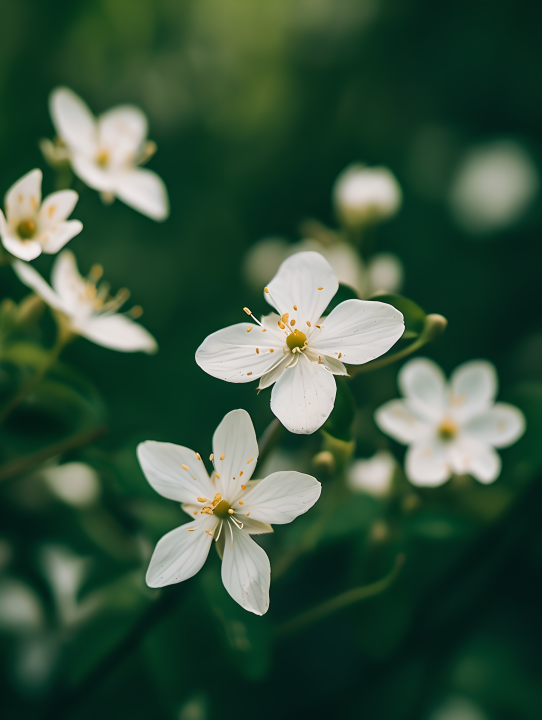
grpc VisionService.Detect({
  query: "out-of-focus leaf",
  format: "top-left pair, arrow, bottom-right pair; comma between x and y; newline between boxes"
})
370,293 -> 426,339
322,377 -> 356,442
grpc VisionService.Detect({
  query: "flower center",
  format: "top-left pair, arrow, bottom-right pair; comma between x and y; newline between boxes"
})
96,150 -> 110,168
438,417 -> 458,440
286,329 -> 307,351
213,499 -> 232,519
17,219 -> 36,240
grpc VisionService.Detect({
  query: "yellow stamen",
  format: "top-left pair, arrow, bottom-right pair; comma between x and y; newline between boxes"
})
247,326 -> 253,332
201,507 -> 213,515
290,319 -> 295,326
216,473 -> 220,478
262,328 -> 267,332
247,372 -> 253,376
247,512 -> 250,517
317,286 -> 323,290
256,348 -> 259,354
282,313 -> 289,322
90,264 -> 104,281
182,464 -> 189,470
306,321 -> 311,327
197,497 -> 207,502
196,453 -> 201,460
243,307 -> 252,315
220,453 -> 225,460
187,528 -> 196,531
129,305 -> 143,318
212,493 -> 222,506
318,356 -> 321,363
264,287 -> 269,293
293,305 -> 297,311
278,321 -> 285,329
209,453 -> 214,461
247,458 -> 254,464
270,349 -> 274,353
228,509 -> 234,515
240,471 -> 244,476
338,352 -> 342,358
239,500 -> 244,505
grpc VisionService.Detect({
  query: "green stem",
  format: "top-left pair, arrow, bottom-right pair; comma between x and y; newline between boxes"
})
257,417 -> 285,469
347,334 -> 428,377
0,328 -> 70,424
276,554 -> 405,638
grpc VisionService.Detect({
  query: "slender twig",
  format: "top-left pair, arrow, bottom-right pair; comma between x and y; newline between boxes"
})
257,417 -> 284,468
0,425 -> 107,483
276,554 -> 405,638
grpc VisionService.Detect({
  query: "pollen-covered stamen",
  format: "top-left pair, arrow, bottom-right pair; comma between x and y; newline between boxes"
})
438,417 -> 458,440
17,219 -> 36,240
286,329 -> 308,351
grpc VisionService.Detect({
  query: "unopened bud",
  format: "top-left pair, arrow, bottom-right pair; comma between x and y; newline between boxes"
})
333,164 -> 402,229
16,293 -> 45,326
312,450 -> 336,477
422,313 -> 448,342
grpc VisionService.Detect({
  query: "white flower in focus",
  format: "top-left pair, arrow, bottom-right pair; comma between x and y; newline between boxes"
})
0,169 -> 82,261
13,250 -> 157,353
347,450 -> 396,498
333,164 -> 402,228
375,358 -> 526,487
243,236 -> 403,298
138,409 -> 321,615
196,251 -> 404,434
49,87 -> 169,221
449,140 -> 539,235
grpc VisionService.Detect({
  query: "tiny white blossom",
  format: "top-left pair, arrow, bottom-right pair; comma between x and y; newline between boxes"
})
196,251 -> 404,434
333,163 -> 402,227
375,358 -> 526,487
0,169 -> 82,261
13,250 -> 157,354
48,87 -> 169,221
347,450 -> 396,498
138,409 -> 321,615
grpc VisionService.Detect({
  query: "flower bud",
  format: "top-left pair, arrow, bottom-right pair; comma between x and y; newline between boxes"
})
421,313 -> 448,342
333,164 -> 402,228
16,293 -> 45,327
312,450 -> 336,477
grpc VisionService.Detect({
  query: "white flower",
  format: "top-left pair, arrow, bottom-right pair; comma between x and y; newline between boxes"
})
347,450 -> 396,498
41,462 -> 100,508
0,169 -> 82,261
333,163 -> 402,227
196,251 -> 404,434
449,140 -> 539,235
375,358 -> 526,487
137,409 -> 321,615
49,87 -> 169,221
13,250 -> 157,353
243,236 -> 403,298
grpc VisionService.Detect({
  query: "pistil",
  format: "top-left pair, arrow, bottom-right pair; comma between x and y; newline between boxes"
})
17,219 -> 36,239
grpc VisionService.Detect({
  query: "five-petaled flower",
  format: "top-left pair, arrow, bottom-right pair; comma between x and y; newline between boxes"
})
13,249 -> 157,354
196,251 -> 405,434
48,87 -> 169,221
375,358 -> 526,487
137,409 -> 321,615
0,169 -> 82,262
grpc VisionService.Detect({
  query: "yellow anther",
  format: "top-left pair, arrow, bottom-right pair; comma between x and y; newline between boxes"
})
256,348 -> 259,354
278,321 -> 285,329
318,286 -> 323,290
247,372 -> 253,376
187,528 -> 196,531
247,326 -> 253,332
262,328 -> 267,332
239,500 -> 244,505
228,509 -> 234,515
212,493 -> 222,506
316,325 -> 321,329
196,453 -> 201,460
247,458 -> 254,464
182,464 -> 190,470
216,473 -> 220,478
293,305 -> 297,311
264,287 -> 269,293
270,349 -> 274,353
338,352 -> 342,359
318,356 -> 321,363
129,305 -> 144,318
243,307 -> 252,315
220,453 -> 225,460
201,507 -> 214,514
90,264 -> 104,281
197,497 -> 207,503
205,530 -> 213,536
290,319 -> 295,326
241,484 -> 246,490
247,512 -> 251,517
240,471 -> 244,476
306,321 -> 311,327
193,511 -> 197,516
209,453 -> 214,461
282,313 -> 289,322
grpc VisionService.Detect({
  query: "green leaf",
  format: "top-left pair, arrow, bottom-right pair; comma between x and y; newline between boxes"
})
322,376 -> 356,442
370,293 -> 426,339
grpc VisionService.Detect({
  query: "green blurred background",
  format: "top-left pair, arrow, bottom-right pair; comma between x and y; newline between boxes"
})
1,1 -> 542,719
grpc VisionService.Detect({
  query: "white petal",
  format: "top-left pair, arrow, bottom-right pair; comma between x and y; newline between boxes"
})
265,251 -> 338,324
375,399 -> 433,444
319,354 -> 348,375
236,517 -> 274,535
39,190 -> 79,226
449,437 -> 501,484
12,260 -> 65,312
71,154 -> 114,192
5,169 -> 42,223
449,360 -> 497,423
347,451 -> 396,498
112,168 -> 169,221
196,323 -> 283,383
212,409 -> 259,499
2,234 -> 43,261
50,87 -> 97,156
221,522 -> 270,615
98,105 -> 148,166
41,221 -> 83,254
237,471 -> 321,524
405,441 -> 451,487
462,403 -> 525,448
316,299 -> 404,365
146,516 -> 215,588
399,358 -> 447,423
258,353 -> 290,390
137,441 -> 215,503
270,354 -> 337,434
81,314 -> 158,353
51,249 -> 87,308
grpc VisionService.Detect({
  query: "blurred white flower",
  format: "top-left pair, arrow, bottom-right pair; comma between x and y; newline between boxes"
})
333,163 -> 402,227
347,450 -> 396,498
430,696 -> 488,720
0,169 -> 82,261
49,87 -> 169,221
375,358 -> 525,487
41,462 -> 101,508
243,236 -> 403,298
40,545 -> 91,627
449,140 -> 539,235
0,578 -> 45,634
196,251 -> 404,434
13,250 -> 157,353
138,409 -> 321,615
